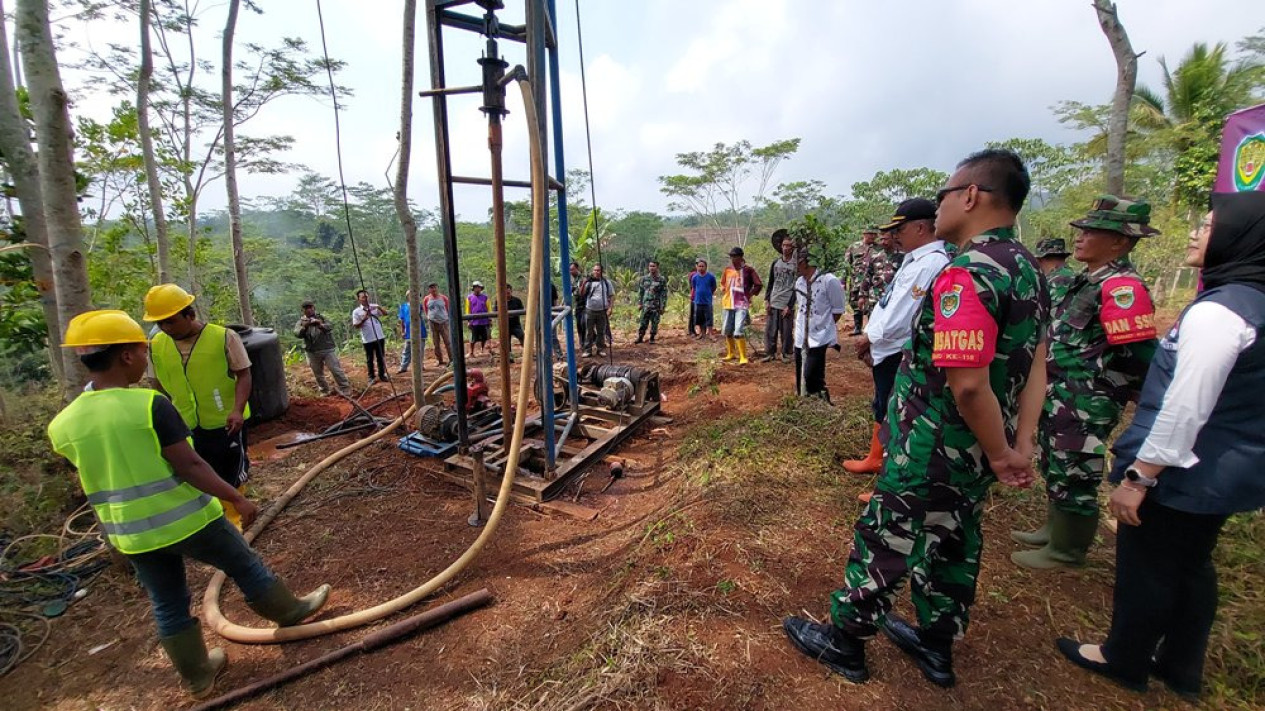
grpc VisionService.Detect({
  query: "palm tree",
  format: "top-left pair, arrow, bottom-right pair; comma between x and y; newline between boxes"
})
1133,42 -> 1263,131
1131,42 -> 1265,208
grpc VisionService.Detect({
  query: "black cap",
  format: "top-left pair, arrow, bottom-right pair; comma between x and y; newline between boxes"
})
301,300 -> 314,308
879,197 -> 937,232
728,246 -> 745,257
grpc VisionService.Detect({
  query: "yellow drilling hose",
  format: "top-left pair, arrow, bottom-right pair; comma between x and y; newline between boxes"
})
202,76 -> 548,643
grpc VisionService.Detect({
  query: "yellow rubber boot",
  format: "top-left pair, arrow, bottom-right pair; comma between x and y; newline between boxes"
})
843,424 -> 884,475
721,337 -> 736,361
736,338 -> 749,364
220,485 -> 247,530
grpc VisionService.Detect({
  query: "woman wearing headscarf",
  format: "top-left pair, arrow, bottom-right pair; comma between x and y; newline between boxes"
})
1055,191 -> 1265,702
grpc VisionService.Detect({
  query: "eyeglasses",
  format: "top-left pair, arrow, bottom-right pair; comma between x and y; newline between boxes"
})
936,184 -> 994,206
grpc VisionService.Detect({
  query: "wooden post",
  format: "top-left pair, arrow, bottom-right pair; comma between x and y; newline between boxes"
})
468,446 -> 488,527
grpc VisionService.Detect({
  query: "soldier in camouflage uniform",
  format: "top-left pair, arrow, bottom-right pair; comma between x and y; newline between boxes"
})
865,231 -> 904,309
635,260 -> 669,344
1012,197 -> 1159,570
843,228 -> 879,334
783,149 -> 1048,688
1034,237 -> 1076,305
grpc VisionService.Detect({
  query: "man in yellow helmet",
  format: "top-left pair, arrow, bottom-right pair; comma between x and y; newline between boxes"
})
143,284 -> 253,528
47,310 -> 330,698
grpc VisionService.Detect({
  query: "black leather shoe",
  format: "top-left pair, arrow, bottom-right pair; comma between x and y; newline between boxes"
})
1055,638 -> 1147,693
782,616 -> 869,683
881,615 -> 956,688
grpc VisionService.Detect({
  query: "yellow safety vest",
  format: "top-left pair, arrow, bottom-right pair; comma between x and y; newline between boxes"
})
48,388 -> 223,554
151,323 -> 250,430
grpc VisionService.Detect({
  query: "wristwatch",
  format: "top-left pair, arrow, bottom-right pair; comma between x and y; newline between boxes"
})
1124,466 -> 1158,488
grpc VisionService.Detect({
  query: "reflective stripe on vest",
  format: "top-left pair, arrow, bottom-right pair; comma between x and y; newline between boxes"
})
151,323 -> 251,430
47,388 -> 223,554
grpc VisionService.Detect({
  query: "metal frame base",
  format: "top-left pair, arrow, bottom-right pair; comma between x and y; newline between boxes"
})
440,402 -> 659,503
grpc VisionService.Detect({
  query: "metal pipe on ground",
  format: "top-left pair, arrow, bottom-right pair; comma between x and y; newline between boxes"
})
185,589 -> 493,711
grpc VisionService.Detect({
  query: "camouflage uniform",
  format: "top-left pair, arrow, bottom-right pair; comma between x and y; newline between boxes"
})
843,239 -> 876,313
636,272 -> 669,341
865,249 -> 904,310
1034,237 -> 1076,307
830,227 -> 1049,640
1040,202 -> 1159,517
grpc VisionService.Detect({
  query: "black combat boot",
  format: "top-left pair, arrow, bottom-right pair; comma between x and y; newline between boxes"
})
882,615 -> 956,688
782,616 -> 869,683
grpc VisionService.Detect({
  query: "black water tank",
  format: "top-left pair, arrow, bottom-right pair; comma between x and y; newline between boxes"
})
230,325 -> 289,422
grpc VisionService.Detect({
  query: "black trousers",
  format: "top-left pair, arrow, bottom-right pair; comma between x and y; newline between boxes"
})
765,306 -> 793,356
363,338 -> 387,378
688,302 -> 697,335
794,345 -> 829,401
191,426 -> 249,488
1101,498 -> 1228,691
871,353 -> 901,422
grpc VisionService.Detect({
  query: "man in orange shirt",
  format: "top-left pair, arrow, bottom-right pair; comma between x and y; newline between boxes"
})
719,246 -> 763,364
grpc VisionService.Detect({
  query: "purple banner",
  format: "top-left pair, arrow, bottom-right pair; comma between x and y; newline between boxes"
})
1215,103 -> 1265,192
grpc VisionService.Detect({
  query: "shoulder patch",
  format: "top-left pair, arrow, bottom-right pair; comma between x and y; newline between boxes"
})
932,267 -> 998,368
1099,275 -> 1157,346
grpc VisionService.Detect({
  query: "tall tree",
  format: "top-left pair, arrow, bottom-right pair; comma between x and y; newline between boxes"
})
221,0 -> 252,323
1093,0 -> 1140,195
85,0 -> 347,294
658,138 -> 800,248
136,0 -> 171,283
1133,41 -> 1265,209
0,0 -> 63,384
394,0 -> 423,396
16,0 -> 92,397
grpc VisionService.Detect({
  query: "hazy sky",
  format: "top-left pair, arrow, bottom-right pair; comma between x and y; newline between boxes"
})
46,0 -> 1265,221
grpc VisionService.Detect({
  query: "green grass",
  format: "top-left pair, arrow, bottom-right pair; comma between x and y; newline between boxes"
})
0,386 -> 78,537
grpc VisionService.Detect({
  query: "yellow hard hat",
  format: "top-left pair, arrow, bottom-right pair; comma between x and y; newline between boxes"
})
61,310 -> 148,349
142,283 -> 195,322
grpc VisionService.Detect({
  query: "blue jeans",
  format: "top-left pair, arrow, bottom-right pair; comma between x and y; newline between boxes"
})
128,516 -> 276,637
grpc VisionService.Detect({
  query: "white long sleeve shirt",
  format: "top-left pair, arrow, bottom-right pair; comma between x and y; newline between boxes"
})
1136,300 -> 1258,468
793,270 -> 847,349
865,240 -> 950,362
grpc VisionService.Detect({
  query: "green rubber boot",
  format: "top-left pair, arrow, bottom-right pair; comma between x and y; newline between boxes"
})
159,624 -> 227,698
1010,502 -> 1055,547
247,580 -> 332,627
1011,508 -> 1099,570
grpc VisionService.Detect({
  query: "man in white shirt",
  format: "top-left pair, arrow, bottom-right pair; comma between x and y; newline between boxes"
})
351,289 -> 389,383
792,248 -> 847,401
846,199 -> 950,476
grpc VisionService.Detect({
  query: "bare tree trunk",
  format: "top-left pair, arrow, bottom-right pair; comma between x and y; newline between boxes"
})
0,0 -> 63,386
1094,0 -> 1139,195
16,0 -> 92,398
221,0 -> 252,324
138,0 -> 171,283
394,0 -> 423,397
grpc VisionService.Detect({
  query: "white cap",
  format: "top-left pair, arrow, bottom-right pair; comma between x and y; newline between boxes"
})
472,281 -> 484,288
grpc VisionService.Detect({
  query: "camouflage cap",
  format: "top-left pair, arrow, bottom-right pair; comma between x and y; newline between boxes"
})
1033,237 -> 1070,258
1069,195 -> 1160,238
862,225 -> 880,235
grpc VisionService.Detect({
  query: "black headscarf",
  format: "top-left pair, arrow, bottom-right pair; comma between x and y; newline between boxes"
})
1203,192 -> 1265,295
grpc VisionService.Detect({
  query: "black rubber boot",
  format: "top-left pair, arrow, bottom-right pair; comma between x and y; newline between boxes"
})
782,616 -> 869,683
850,313 -> 863,336
882,615 -> 955,688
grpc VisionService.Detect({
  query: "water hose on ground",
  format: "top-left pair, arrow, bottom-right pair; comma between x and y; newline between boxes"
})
201,75 -> 547,643
186,589 -> 493,711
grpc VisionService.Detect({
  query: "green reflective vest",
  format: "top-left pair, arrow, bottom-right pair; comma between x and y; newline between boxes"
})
151,323 -> 250,430
48,388 -> 223,554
